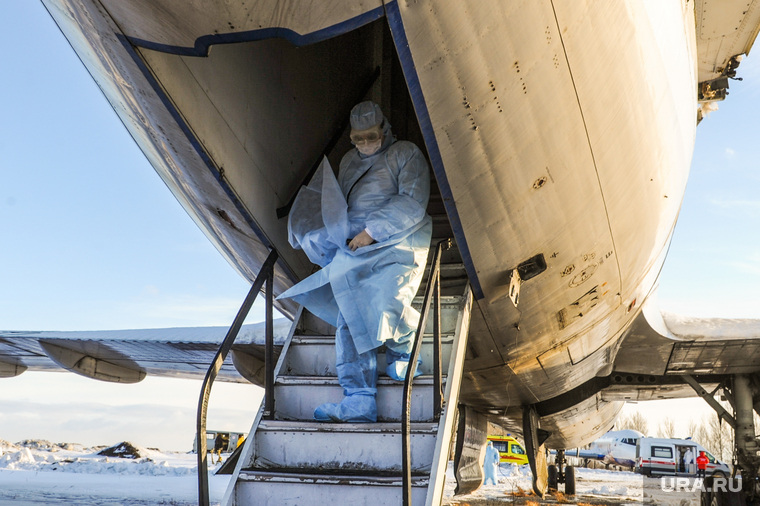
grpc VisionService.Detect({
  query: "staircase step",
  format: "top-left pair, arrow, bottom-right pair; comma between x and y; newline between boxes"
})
235,470 -> 428,506
410,294 -> 463,324
283,334 -> 454,377
273,376 -> 442,422
417,260 -> 468,296
252,421 -> 438,473
419,263 -> 467,281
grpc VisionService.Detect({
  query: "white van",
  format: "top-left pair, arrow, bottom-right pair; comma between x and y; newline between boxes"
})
635,437 -> 730,477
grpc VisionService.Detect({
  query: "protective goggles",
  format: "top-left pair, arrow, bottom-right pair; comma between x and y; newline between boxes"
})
350,130 -> 382,144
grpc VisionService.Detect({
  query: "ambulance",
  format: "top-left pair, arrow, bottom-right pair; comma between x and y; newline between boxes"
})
635,437 -> 731,477
487,435 -> 529,465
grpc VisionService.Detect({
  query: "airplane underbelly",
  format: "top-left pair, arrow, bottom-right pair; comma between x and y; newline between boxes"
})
496,395 -> 625,449
43,0 -> 697,431
396,0 -> 697,404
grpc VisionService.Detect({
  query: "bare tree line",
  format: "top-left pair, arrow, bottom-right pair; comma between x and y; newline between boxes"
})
614,409 -> 749,463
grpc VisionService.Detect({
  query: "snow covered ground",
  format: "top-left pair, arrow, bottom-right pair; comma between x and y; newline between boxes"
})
442,463 -> 701,505
443,464 -> 643,505
0,439 -> 701,505
0,440 -> 229,505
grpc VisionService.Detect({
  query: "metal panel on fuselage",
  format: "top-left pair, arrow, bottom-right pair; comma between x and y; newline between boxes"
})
41,0 -> 700,447
394,0 -> 697,405
98,0 -> 383,52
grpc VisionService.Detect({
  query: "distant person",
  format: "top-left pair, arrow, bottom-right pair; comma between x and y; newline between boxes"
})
696,451 -> 708,478
684,447 -> 694,474
213,433 -> 229,464
483,441 -> 500,485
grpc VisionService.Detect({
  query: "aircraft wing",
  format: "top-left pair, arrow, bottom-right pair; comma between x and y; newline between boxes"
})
606,295 -> 760,401
695,0 -> 760,84
0,319 -> 292,385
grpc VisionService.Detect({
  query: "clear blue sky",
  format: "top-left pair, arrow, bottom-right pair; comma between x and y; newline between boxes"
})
1,2 -> 263,451
1,3 -> 759,450
658,53 -> 760,319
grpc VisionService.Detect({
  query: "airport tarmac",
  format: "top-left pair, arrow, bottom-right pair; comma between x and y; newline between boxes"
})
442,464 -> 701,506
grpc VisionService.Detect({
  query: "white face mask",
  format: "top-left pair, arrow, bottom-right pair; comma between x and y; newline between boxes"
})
356,138 -> 382,156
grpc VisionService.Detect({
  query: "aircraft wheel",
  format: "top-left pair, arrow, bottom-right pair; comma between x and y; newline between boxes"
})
564,465 -> 576,496
547,465 -> 558,490
704,487 -> 725,506
700,476 -> 744,506
701,476 -> 714,506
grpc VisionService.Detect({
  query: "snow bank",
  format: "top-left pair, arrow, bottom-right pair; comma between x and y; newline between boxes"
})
662,311 -> 760,340
0,439 -> 228,505
0,440 -> 195,476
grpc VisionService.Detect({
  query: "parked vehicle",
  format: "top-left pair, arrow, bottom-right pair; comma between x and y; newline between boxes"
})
635,437 -> 730,477
488,435 -> 529,466
192,430 -> 247,454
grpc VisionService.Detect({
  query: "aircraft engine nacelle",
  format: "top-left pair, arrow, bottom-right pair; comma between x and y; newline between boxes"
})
0,359 -> 27,378
39,340 -> 146,383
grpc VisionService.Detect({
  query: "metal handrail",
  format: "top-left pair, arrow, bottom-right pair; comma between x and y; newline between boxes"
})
196,250 -> 278,506
402,239 -> 451,505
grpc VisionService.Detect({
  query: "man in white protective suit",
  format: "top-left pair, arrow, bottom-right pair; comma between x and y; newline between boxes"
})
279,101 -> 432,422
483,441 -> 500,486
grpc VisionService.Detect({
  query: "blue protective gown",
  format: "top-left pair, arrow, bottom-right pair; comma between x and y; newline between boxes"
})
280,136 -> 432,356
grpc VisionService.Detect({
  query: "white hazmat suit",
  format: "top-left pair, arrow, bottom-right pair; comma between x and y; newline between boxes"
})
279,101 -> 432,422
483,441 -> 500,486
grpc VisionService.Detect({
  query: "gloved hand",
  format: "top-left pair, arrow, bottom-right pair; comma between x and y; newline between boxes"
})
348,229 -> 375,251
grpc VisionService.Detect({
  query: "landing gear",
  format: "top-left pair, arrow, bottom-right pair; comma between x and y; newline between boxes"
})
565,464 -> 576,495
548,464 -> 558,490
523,405 -> 551,497
730,374 -> 760,505
522,405 -> 577,497
685,373 -> 760,506
700,475 -> 744,506
548,449 -> 576,495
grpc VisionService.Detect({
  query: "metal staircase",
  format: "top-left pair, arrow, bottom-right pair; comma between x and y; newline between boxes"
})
191,179 -> 472,505
221,283 -> 472,506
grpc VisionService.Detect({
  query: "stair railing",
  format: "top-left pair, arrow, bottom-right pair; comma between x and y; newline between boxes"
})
402,238 -> 451,505
196,250 -> 278,506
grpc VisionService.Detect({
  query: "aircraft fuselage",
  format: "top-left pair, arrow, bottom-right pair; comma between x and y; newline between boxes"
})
41,0 -> 698,448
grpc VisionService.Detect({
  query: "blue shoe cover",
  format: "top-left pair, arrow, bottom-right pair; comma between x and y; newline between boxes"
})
314,394 -> 377,423
386,359 -> 423,382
